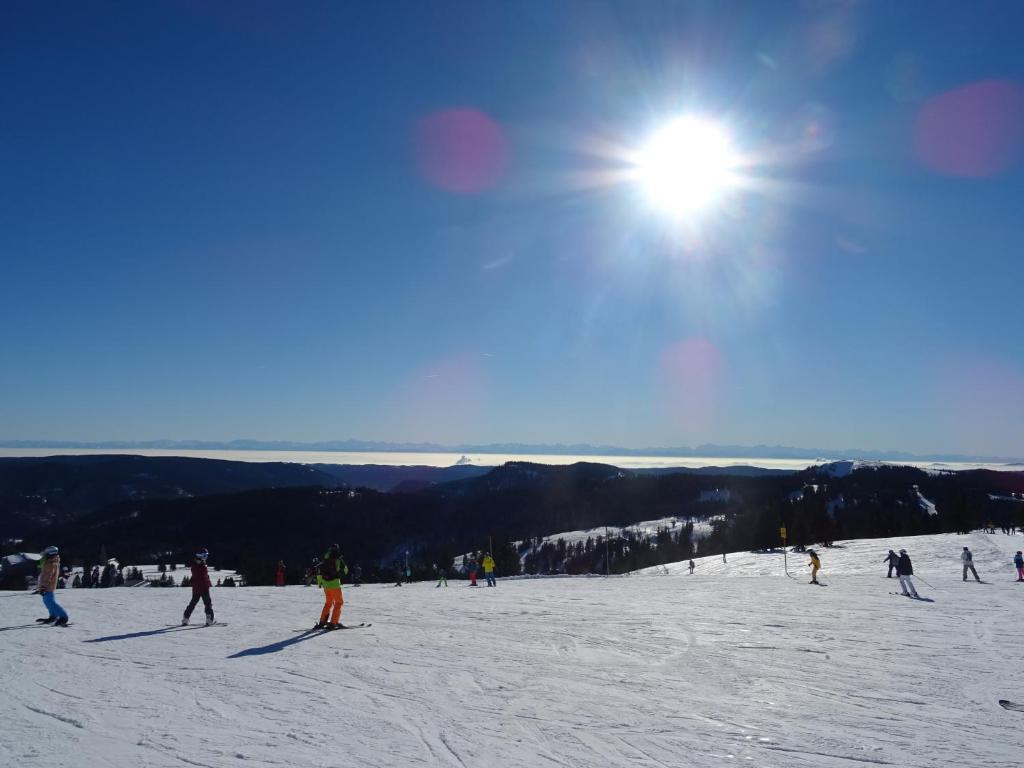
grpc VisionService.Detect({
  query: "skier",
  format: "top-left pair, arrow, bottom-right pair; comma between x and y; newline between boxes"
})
896,549 -> 920,598
808,549 -> 821,584
961,547 -> 981,582
482,552 -> 496,587
1014,551 -> 1023,582
35,546 -> 69,626
434,563 -> 448,588
352,563 -> 362,587
467,557 -> 479,587
883,549 -> 899,578
393,561 -> 403,587
688,559 -> 695,574
276,560 -> 285,587
315,544 -> 347,629
182,548 -> 215,626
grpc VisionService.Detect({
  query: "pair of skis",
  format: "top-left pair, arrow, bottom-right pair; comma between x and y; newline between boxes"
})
297,622 -> 372,632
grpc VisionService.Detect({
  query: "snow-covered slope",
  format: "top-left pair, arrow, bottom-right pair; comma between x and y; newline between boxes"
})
2,532 -> 1022,768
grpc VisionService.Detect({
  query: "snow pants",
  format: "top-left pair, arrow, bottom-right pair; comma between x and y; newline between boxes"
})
436,575 -> 447,587
485,571 -> 496,587
963,563 -> 979,581
887,564 -> 895,578
898,575 -> 919,597
41,591 -> 68,620
185,589 -> 214,620
320,587 -> 343,624
469,571 -> 477,586
1016,566 -> 1024,581
810,565 -> 820,583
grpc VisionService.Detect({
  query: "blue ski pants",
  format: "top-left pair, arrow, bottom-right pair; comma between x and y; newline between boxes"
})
41,591 -> 68,620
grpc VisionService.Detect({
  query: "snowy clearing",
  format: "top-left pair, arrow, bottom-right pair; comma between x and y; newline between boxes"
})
2,532 -> 1022,768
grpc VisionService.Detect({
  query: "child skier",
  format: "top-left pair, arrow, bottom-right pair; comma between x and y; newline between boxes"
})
808,549 -> 821,584
434,563 -> 448,587
467,557 -> 479,586
883,550 -> 899,578
315,544 -> 347,630
35,546 -> 69,626
961,547 -> 981,582
688,559 -> 695,574
1014,551 -> 1023,582
182,548 -> 215,626
896,549 -> 920,598
482,552 -> 496,587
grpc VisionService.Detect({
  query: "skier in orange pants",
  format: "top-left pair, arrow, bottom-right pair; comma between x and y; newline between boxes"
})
315,544 -> 347,630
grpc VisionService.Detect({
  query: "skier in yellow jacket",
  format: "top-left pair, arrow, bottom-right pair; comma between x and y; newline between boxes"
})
482,553 -> 497,587
315,544 -> 347,630
808,549 -> 821,585
35,546 -> 70,626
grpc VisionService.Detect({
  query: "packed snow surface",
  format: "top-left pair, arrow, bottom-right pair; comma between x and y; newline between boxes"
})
3,532 -> 1023,768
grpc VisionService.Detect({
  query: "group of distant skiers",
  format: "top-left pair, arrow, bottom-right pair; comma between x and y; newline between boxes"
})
30,537 -> 1024,628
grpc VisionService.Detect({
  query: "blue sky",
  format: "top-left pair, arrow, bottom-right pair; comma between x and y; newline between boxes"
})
2,1 -> 1023,457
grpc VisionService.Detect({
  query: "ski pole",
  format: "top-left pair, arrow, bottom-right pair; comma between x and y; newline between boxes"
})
914,574 -> 935,589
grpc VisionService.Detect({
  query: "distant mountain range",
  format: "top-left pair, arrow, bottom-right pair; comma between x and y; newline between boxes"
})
1,438 -> 1020,464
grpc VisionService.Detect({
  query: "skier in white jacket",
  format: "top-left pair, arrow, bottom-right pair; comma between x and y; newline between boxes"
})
961,547 -> 981,582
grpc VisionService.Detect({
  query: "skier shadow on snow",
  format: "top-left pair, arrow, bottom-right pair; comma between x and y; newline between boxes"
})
0,623 -> 42,633
228,630 -> 325,658
84,626 -> 197,643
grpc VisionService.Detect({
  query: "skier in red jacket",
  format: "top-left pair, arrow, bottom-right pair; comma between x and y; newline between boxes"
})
182,548 -> 215,626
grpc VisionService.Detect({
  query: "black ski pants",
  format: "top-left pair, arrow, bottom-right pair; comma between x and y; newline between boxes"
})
184,589 -> 214,619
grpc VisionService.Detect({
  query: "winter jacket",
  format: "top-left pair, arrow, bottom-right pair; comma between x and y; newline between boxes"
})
38,556 -> 60,592
809,554 -> 821,569
190,560 -> 212,593
884,552 -> 899,565
482,555 -> 496,573
897,553 -> 913,576
961,550 -> 973,563
1014,553 -> 1023,568
319,554 -> 347,590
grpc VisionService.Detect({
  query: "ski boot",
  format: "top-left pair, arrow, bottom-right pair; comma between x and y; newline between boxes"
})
181,616 -> 190,626
36,617 -> 57,624
205,615 -> 214,627
54,617 -> 69,626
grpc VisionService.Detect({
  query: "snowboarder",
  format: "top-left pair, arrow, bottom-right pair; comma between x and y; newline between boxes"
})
482,552 -> 496,587
883,549 -> 899,578
688,559 -> 695,574
1014,551 -> 1023,582
808,549 -> 822,584
467,557 -> 479,586
434,563 -> 448,587
315,544 -> 347,629
35,546 -> 69,626
896,549 -> 920,597
961,547 -> 981,582
182,548 -> 215,626
276,560 -> 285,587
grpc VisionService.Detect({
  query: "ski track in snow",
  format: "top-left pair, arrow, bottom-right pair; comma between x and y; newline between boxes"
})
2,532 -> 1022,767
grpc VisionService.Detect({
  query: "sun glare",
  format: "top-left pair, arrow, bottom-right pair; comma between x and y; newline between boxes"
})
634,116 -> 739,219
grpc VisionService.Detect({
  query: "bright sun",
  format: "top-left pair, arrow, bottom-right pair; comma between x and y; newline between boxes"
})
634,116 -> 739,219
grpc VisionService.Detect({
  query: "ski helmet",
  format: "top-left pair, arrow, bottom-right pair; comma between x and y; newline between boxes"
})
327,543 -> 340,555
195,548 -> 209,561
42,545 -> 59,557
